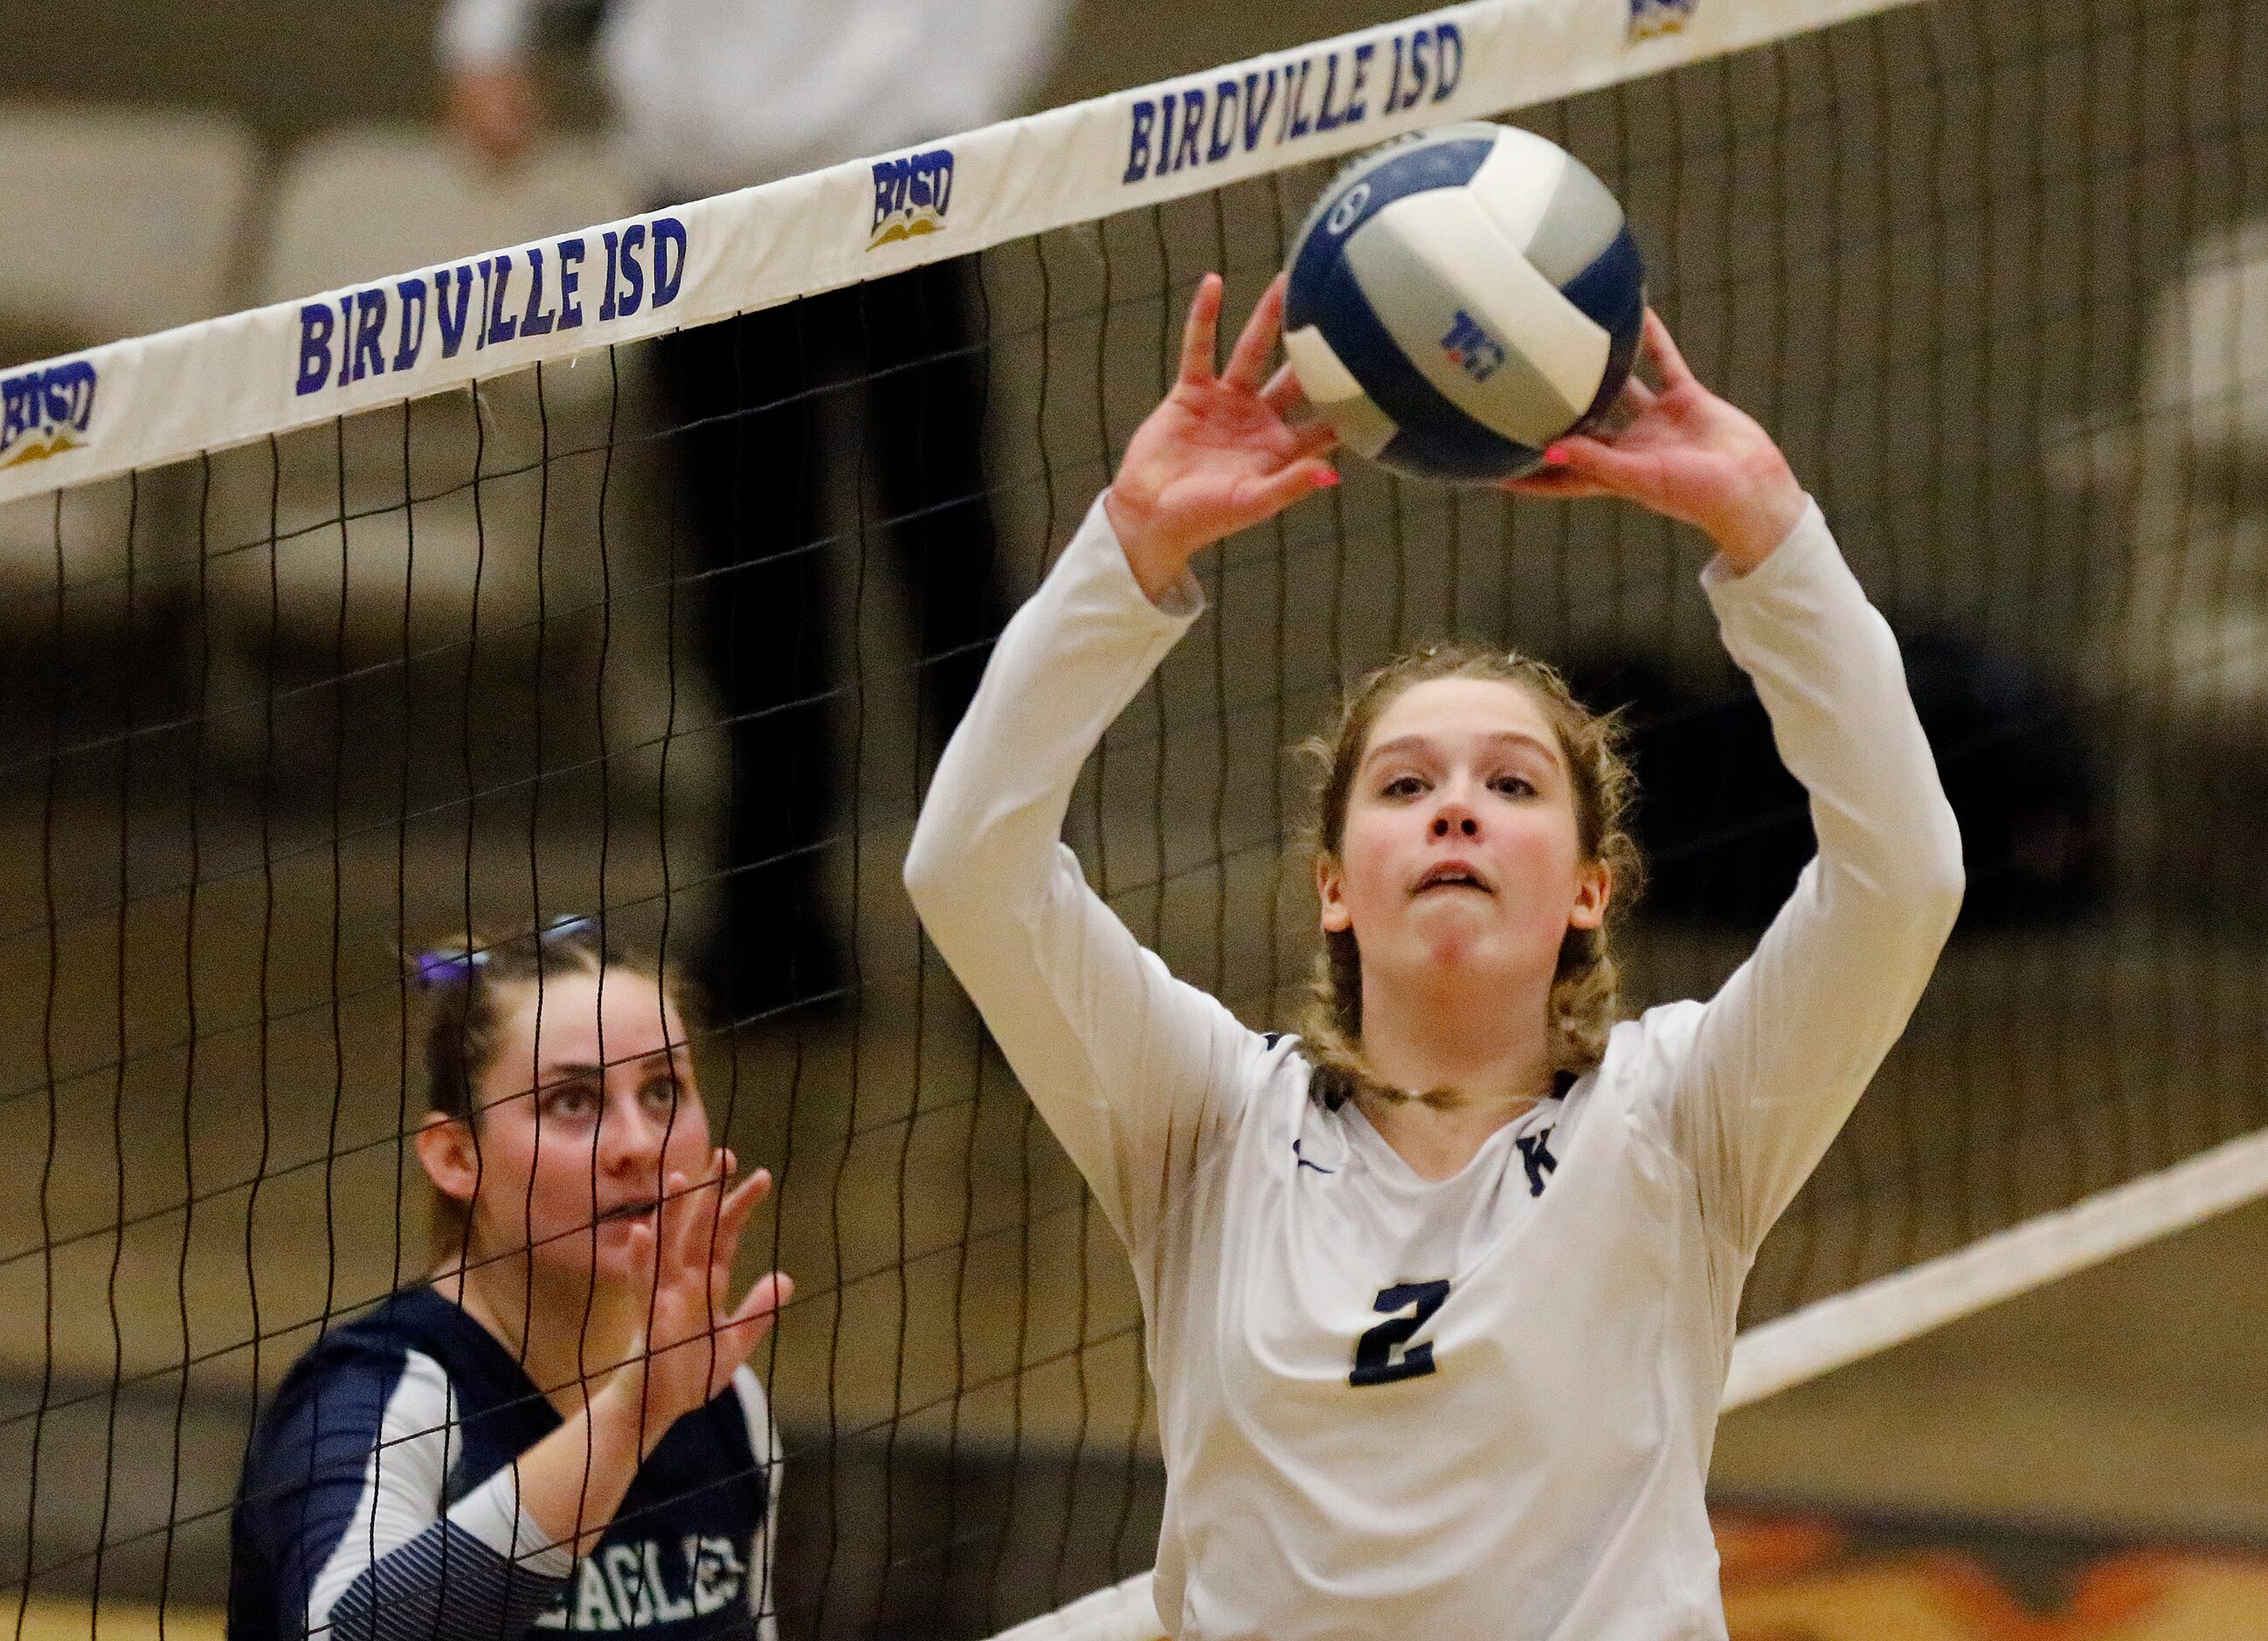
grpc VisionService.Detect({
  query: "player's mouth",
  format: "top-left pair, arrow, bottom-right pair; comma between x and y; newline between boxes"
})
594,1197 -> 660,1226
1413,860 -> 1493,896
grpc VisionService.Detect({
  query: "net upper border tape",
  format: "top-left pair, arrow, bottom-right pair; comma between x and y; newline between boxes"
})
0,0 -> 1932,506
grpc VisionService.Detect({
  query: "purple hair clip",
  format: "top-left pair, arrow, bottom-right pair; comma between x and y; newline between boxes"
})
411,913 -> 598,991
413,945 -> 487,990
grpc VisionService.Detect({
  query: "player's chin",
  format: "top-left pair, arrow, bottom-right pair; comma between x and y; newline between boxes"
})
1404,899 -> 1509,965
532,1215 -> 655,1284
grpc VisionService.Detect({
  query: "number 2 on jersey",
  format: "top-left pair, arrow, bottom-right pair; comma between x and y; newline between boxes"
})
1349,1279 -> 1451,1387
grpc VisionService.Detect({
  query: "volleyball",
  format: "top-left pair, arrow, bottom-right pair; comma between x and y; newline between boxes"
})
1282,122 -> 1647,484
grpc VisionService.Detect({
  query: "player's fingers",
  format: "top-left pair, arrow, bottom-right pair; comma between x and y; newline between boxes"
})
704,1167 -> 769,1316
620,1215 -> 662,1303
716,1272 -> 792,1365
1221,272 -> 1288,393
1618,370 -> 1659,415
710,1167 -> 770,1272
1546,432 -> 1667,499
1177,273 -> 1225,386
691,1153 -> 734,1269
728,1160 -> 771,1214
1641,309 -> 1697,391
1290,419 -> 1341,460
660,1167 -> 702,1270
1504,454 -> 1601,495
1502,438 -> 1621,499
734,1271 -> 791,1326
1260,361 -> 1308,417
1504,472 -> 1615,501
1241,459 -> 1340,521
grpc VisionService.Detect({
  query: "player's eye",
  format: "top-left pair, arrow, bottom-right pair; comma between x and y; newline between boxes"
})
540,1081 -> 601,1120
639,1076 -> 681,1113
1490,773 -> 1539,799
1379,773 -> 1427,800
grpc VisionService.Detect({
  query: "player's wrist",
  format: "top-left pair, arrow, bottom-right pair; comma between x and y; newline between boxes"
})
1103,483 -> 1198,605
1700,458 -> 1806,574
587,1368 -> 672,1459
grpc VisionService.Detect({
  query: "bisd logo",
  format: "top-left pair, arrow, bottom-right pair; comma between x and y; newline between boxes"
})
1627,0 -> 1698,41
869,149 -> 955,250
1441,310 -> 1505,384
0,358 -> 98,470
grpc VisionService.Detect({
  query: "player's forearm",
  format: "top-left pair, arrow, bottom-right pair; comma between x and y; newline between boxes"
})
1706,502 -> 1965,931
1674,503 -> 1960,1254
487,1381 -> 653,1554
905,492 -> 1198,951
909,493 -> 1252,1246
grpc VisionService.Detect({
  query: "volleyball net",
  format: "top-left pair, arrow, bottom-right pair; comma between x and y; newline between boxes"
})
3,0 -> 2265,1633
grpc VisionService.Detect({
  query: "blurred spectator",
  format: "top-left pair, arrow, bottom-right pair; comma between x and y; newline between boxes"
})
2048,218 -> 2268,922
1572,632 -> 2102,931
439,0 -> 1075,1020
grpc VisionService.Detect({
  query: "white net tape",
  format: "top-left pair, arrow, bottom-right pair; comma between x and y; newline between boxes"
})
0,0 -> 1933,508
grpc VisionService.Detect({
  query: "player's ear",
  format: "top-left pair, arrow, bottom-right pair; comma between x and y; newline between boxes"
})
1568,858 -> 1612,931
415,1111 -> 481,1207
1316,850 -> 1352,935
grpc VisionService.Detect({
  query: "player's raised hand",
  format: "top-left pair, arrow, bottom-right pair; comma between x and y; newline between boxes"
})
1504,310 -> 1806,572
1106,273 -> 1340,602
612,1149 -> 789,1453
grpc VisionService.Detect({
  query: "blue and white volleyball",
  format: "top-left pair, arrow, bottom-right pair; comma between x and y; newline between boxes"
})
1282,123 -> 1646,483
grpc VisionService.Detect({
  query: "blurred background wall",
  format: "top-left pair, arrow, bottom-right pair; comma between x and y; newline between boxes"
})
0,2 -> 1417,158
6,3 -> 2268,1638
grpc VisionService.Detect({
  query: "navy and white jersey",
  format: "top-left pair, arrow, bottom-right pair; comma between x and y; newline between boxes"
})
904,495 -> 1963,1639
228,1284 -> 779,1641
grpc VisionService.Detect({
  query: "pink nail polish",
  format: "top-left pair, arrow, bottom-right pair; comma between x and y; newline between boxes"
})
1544,444 -> 1570,467
1315,468 -> 1341,488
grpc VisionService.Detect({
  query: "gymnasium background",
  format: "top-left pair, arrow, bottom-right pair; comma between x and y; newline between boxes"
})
5,2 -> 2268,1638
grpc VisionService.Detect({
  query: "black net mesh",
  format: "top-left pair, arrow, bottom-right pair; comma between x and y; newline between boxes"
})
2,0 -> 2265,1633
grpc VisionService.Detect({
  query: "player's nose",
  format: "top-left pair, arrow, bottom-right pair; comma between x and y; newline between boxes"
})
596,1088 -> 667,1171
1428,789 -> 1483,840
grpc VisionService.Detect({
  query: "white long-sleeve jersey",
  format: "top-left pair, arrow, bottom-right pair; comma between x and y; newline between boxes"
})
904,494 -> 1963,1641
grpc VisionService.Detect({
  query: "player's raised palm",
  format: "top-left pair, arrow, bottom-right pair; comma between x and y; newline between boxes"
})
613,1151 -> 787,1451
1107,273 -> 1339,600
1507,310 -> 1806,571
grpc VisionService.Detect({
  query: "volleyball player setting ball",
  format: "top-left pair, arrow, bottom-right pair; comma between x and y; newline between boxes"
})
229,919 -> 792,1641
905,252 -> 1964,1631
